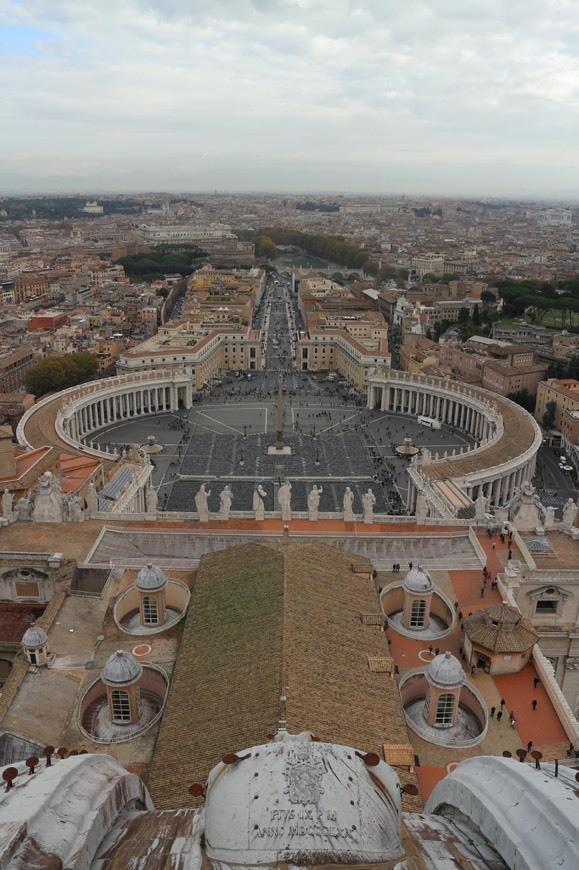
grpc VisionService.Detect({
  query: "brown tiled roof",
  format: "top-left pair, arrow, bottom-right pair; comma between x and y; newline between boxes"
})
146,543 -> 284,809
464,603 -> 538,653
423,388 -> 538,481
383,743 -> 415,767
146,541 -> 416,810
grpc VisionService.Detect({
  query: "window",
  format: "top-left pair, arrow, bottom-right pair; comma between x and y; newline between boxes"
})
410,599 -> 426,628
435,693 -> 455,726
143,596 -> 159,625
111,690 -> 131,722
15,581 -> 40,599
535,599 -> 558,615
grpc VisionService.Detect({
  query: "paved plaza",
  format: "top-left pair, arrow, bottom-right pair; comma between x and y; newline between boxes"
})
91,392 -> 476,514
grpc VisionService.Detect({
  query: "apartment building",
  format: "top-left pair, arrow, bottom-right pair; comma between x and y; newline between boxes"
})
535,379 -> 579,435
0,348 -> 39,393
117,320 -> 262,390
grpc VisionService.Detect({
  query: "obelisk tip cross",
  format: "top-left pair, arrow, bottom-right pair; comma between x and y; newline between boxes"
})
275,377 -> 285,450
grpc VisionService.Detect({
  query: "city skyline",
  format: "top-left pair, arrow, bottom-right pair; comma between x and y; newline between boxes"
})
2,1 -> 579,196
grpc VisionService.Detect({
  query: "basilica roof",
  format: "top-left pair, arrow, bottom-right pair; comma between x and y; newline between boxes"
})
146,541 -> 417,811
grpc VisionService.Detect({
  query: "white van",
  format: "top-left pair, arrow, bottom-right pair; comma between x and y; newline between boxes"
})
417,415 -> 442,430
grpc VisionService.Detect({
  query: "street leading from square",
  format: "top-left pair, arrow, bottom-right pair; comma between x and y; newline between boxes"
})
90,275 -> 476,515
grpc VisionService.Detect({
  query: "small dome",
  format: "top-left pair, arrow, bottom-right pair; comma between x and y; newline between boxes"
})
21,626 -> 47,648
101,650 -> 142,685
464,604 -> 538,653
136,563 -> 167,591
403,565 -> 434,594
426,651 -> 465,689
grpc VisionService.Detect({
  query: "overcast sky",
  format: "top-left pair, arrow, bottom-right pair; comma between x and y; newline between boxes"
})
2,0 -> 579,197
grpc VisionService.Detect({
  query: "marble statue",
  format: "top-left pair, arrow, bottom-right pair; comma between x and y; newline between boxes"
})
362,488 -> 376,524
307,485 -> 322,520
474,489 -> 488,522
415,491 -> 429,523
219,485 -> 233,520
195,483 -> 211,522
253,484 -> 267,521
562,497 -> 578,529
16,493 -> 32,521
2,488 -> 13,519
32,472 -> 65,523
129,444 -> 142,463
278,481 -> 292,521
146,486 -> 158,515
68,495 -> 84,523
343,487 -> 355,521
85,482 -> 98,516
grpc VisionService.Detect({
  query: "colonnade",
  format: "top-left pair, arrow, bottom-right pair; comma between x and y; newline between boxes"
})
63,381 -> 191,442
367,371 -> 541,516
369,382 -> 493,443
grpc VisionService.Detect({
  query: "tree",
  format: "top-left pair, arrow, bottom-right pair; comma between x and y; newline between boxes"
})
472,304 -> 480,326
542,399 -> 557,430
24,352 -> 97,398
480,290 -> 496,306
254,235 -> 277,260
433,319 -> 452,341
458,308 -> 470,324
506,389 -> 536,414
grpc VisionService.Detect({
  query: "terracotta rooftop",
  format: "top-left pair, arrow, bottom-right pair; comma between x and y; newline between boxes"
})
464,603 -> 539,653
146,540 -> 417,810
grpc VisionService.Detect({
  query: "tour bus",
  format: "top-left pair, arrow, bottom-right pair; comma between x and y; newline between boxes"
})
417,415 -> 442,430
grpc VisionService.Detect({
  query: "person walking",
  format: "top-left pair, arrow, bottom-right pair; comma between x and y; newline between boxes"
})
509,713 -> 515,728
496,710 -> 503,722
531,699 -> 537,711
490,706 -> 496,719
480,586 -> 485,598
527,741 -> 533,752
500,698 -> 506,710
533,676 -> 540,689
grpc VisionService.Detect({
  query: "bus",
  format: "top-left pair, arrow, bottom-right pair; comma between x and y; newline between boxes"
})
417,415 -> 441,430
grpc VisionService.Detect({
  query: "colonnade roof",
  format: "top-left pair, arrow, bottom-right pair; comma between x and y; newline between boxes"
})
417,388 -> 538,481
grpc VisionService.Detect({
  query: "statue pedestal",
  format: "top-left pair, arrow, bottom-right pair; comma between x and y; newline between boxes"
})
267,445 -> 292,456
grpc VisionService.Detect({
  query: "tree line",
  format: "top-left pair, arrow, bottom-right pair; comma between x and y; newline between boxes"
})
24,352 -> 97,398
115,245 -> 206,281
252,228 -> 373,270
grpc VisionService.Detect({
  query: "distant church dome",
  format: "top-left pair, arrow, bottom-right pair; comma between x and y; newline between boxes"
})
403,565 -> 434,594
21,626 -> 48,648
136,563 -> 167,591
102,650 -> 142,686
426,651 -> 465,689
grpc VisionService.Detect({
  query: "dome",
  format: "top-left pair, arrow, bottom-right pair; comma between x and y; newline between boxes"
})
101,650 -> 142,686
464,604 -> 538,653
403,565 -> 434,594
426,651 -> 465,689
204,733 -> 403,865
136,563 -> 167,591
21,626 -> 47,648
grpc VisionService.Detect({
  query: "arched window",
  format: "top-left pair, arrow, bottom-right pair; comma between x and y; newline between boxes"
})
410,599 -> 426,628
142,596 -> 159,625
111,689 -> 131,722
435,693 -> 455,726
